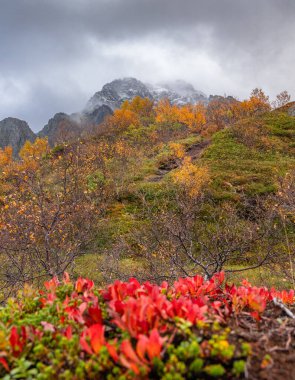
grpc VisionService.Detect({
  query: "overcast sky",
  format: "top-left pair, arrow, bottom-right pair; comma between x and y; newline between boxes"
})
0,0 -> 294,131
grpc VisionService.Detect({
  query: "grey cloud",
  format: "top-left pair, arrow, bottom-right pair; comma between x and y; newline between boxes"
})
0,0 -> 294,131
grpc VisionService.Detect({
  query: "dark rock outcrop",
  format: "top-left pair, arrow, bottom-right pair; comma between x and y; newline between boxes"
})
37,105 -> 113,146
38,113 -> 83,146
83,104 -> 113,126
0,117 -> 36,156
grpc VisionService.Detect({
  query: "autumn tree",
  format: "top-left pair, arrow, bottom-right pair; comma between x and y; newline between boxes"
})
0,138 -> 113,299
246,88 -> 271,115
178,104 -> 207,132
121,96 -> 154,119
0,146 -> 13,195
110,109 -> 140,130
272,90 -> 291,109
103,96 -> 155,133
0,146 -> 13,167
155,99 -> 180,125
155,99 -> 207,134
170,157 -> 210,198
206,98 -> 235,129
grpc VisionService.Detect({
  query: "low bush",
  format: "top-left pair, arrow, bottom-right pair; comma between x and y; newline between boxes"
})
0,273 -> 294,379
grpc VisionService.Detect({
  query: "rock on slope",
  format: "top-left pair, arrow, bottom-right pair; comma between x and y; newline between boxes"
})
0,117 -> 36,156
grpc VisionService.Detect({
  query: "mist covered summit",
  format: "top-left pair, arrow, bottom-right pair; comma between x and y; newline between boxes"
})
86,77 -> 207,113
0,77 -> 207,154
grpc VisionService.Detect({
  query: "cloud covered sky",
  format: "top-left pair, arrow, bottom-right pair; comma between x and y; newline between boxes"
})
0,0 -> 294,131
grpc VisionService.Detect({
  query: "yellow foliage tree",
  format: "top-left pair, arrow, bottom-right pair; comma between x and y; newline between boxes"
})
0,146 -> 13,168
19,138 -> 49,162
171,157 -> 210,198
155,99 -> 179,124
111,109 -> 140,130
121,96 -> 154,118
178,104 -> 207,132
233,88 -> 271,119
168,142 -> 186,160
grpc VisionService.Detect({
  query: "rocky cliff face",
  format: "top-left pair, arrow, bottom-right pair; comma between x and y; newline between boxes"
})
82,104 -> 113,126
38,113 -> 84,146
0,117 -> 36,156
37,105 -> 113,146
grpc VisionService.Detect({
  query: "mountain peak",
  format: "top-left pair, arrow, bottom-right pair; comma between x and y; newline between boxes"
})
85,77 -> 207,113
0,77 -> 208,153
86,77 -> 153,112
0,117 -> 36,156
155,79 -> 205,97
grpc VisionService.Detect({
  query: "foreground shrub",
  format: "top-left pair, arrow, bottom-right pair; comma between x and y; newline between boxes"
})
0,272 -> 294,379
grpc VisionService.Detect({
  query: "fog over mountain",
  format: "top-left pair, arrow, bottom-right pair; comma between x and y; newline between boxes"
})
0,0 -> 295,131
0,77 -> 213,154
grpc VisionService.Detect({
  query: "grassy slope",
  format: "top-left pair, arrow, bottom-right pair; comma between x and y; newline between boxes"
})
76,111 -> 295,286
202,115 -> 295,200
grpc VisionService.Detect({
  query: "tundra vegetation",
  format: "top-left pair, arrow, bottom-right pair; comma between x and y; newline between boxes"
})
0,89 -> 294,378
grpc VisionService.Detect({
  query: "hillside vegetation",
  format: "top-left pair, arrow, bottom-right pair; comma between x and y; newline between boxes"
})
0,90 -> 294,294
0,89 -> 295,378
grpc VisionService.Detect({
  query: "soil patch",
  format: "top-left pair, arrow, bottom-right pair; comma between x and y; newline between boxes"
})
231,305 -> 295,379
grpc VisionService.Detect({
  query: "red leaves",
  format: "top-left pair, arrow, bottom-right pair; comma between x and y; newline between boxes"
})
2,272 -> 295,378
103,278 -> 142,302
229,282 -> 270,316
212,271 -> 225,286
120,339 -> 144,375
172,272 -> 225,299
64,302 -> 87,324
0,357 -> 9,372
9,327 -> 26,357
106,271 -> 295,340
170,297 -> 208,323
63,295 -> 102,327
44,276 -> 59,292
64,326 -> 72,340
271,289 -> 295,304
75,277 -> 94,293
110,295 -> 163,337
139,329 -> 166,361
119,329 -> 165,375
106,341 -> 119,362
88,324 -> 105,354
88,306 -> 102,325
80,323 -> 105,354
39,272 -> 295,357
